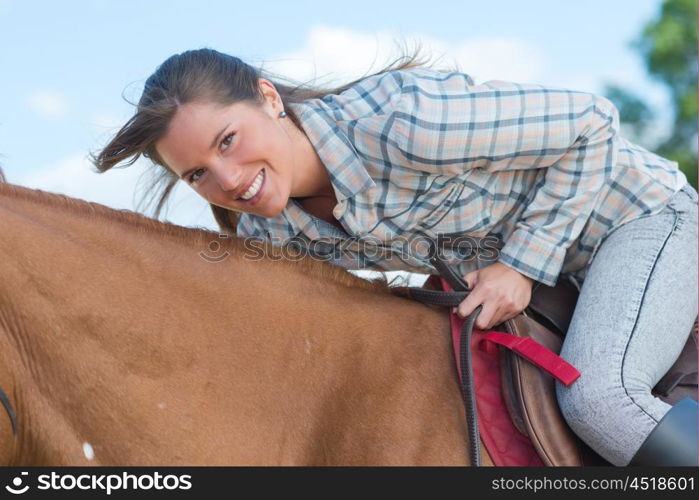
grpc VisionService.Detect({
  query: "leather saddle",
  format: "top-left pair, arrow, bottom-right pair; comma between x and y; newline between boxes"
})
498,278 -> 698,466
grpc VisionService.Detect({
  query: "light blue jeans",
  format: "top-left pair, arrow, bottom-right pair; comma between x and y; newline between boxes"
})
555,183 -> 698,466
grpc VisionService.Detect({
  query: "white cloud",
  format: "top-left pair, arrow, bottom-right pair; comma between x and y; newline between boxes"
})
259,26 -> 424,86
88,110 -> 134,146
17,153 -> 217,230
450,37 -> 547,84
89,110 -> 130,132
25,91 -> 71,119
260,23 -> 674,126
20,153 -> 142,209
259,25 -> 548,87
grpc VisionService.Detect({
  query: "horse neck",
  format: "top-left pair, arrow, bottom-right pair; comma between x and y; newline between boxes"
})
0,185 -> 271,462
0,184 -> 464,465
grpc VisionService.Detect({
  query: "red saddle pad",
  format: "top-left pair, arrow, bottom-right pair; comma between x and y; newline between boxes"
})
432,275 -> 544,466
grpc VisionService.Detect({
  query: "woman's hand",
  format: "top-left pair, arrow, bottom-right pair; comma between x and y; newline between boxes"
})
455,262 -> 535,330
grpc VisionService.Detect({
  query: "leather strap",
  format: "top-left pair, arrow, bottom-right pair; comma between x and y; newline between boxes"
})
0,386 -> 17,435
407,247 -> 482,466
480,331 -> 580,386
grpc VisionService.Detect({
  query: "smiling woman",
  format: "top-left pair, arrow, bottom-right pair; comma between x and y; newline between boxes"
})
92,46 -> 438,233
93,44 -> 698,467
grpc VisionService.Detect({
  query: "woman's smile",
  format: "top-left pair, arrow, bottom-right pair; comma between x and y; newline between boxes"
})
235,168 -> 266,204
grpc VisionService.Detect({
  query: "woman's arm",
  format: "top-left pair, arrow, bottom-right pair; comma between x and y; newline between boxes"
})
390,71 -> 620,286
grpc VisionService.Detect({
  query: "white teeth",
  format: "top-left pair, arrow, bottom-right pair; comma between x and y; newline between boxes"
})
239,171 -> 264,200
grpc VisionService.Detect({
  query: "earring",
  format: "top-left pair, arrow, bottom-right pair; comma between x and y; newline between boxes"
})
279,111 -> 287,118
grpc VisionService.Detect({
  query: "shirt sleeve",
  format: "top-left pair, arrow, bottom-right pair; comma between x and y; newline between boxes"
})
390,70 -> 620,286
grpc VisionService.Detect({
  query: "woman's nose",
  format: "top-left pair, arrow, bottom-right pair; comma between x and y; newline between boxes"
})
213,166 -> 243,193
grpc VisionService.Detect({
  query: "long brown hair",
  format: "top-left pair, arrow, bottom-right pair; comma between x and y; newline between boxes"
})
92,41 -> 453,234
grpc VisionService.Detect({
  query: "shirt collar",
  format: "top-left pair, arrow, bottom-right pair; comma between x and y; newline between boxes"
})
290,101 -> 376,203
239,198 -> 349,243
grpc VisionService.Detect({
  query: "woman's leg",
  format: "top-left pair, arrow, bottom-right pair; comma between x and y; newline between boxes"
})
555,184 -> 698,466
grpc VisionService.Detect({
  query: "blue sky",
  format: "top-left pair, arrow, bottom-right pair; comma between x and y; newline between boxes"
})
0,0 -> 668,245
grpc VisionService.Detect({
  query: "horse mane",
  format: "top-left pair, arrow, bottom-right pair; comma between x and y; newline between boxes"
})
0,180 -> 407,296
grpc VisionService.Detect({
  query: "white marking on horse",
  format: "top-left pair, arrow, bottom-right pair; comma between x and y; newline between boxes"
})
304,339 -> 312,355
158,402 -> 166,410
82,442 -> 95,460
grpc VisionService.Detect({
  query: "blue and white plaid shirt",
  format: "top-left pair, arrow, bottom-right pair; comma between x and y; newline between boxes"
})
237,68 -> 687,288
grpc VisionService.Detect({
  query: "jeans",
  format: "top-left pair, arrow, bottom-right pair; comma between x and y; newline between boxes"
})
555,183 -> 699,466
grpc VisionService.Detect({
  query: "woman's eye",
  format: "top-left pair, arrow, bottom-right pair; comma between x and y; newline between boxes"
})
188,168 -> 205,184
220,133 -> 236,151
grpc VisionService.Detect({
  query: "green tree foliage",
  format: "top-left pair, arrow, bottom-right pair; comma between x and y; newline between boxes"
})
602,84 -> 655,143
606,0 -> 697,187
637,0 -> 697,187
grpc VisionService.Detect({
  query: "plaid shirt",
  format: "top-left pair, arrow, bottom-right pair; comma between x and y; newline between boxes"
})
237,68 -> 687,288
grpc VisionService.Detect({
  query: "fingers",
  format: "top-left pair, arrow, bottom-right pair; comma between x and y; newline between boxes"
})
455,268 -> 530,329
462,271 -> 477,290
474,304 -> 501,330
456,294 -> 502,330
455,287 -> 479,319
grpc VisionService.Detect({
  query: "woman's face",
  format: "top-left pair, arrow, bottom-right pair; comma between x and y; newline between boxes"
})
155,82 -> 297,218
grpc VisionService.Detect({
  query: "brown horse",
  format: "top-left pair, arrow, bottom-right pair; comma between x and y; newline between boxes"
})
0,177 -> 493,466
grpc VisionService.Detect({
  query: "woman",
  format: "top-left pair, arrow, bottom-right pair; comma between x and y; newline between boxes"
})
94,48 -> 697,466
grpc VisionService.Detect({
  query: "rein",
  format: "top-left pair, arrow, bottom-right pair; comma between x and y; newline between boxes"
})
0,386 -> 17,435
406,253 -> 484,466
